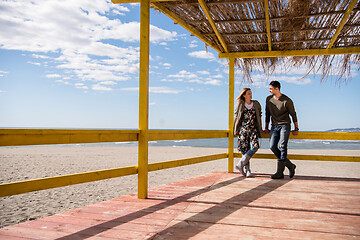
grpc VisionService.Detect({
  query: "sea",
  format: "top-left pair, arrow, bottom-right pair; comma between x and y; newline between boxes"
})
84,128 -> 360,150
104,138 -> 360,150
6,129 -> 360,150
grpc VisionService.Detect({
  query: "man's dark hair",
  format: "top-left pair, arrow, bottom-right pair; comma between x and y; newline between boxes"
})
269,81 -> 281,90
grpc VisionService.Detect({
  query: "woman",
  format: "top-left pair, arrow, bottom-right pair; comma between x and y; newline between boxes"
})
234,88 -> 262,177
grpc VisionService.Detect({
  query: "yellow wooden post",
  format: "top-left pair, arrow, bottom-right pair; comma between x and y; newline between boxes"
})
138,0 -> 150,199
228,57 -> 235,172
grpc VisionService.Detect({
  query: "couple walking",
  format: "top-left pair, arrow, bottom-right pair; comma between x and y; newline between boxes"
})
234,81 -> 299,179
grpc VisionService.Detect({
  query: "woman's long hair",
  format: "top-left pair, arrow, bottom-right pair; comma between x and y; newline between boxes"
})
236,88 -> 251,101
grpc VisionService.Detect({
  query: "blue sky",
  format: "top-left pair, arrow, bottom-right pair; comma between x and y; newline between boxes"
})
0,0 -> 359,131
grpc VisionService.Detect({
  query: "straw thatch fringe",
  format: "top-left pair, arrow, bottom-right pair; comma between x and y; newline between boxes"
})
155,0 -> 359,83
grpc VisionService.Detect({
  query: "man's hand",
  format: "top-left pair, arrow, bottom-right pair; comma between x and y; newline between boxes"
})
292,130 -> 299,136
263,129 -> 270,134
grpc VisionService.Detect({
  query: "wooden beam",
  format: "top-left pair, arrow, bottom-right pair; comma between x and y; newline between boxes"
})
148,154 -> 228,172
264,0 -> 272,51
219,47 -> 360,59
234,153 -> 360,162
151,2 -> 222,53
188,9 -> 360,24
0,129 -> 139,146
138,0 -> 150,199
203,26 -> 359,37
112,0 -> 178,3
148,130 -> 228,141
327,0 -> 358,49
227,35 -> 360,46
0,166 -> 138,197
198,0 -> 228,52
228,57 -> 235,173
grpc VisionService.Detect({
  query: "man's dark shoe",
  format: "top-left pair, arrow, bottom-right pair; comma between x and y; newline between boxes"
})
271,160 -> 285,179
285,159 -> 296,178
289,164 -> 296,178
271,172 -> 284,179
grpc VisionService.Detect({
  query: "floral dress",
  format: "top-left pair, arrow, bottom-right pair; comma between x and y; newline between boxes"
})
237,106 -> 259,154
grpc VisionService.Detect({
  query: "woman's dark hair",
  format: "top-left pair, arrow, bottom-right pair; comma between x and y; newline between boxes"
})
269,81 -> 281,90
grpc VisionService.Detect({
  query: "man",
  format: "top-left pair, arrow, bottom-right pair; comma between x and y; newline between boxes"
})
265,81 -> 299,179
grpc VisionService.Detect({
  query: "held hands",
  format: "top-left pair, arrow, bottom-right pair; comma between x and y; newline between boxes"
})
292,129 -> 299,135
263,129 -> 270,134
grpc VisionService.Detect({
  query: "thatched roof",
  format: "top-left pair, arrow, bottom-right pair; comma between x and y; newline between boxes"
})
150,0 -> 360,83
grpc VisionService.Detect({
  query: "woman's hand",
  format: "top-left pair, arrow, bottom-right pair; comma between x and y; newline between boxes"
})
292,129 -> 299,136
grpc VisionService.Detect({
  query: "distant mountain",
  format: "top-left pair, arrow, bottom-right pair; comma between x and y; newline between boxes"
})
326,128 -> 360,132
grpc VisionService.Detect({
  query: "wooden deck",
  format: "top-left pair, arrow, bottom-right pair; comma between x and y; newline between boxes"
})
1,171 -> 360,239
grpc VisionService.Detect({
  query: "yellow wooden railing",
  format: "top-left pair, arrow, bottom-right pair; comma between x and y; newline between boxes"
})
0,129 -> 359,198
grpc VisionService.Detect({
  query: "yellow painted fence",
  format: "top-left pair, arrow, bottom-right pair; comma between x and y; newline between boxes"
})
0,129 -> 359,198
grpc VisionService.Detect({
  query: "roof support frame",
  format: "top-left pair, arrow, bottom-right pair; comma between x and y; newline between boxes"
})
264,0 -> 272,51
138,0 -> 150,199
219,47 -> 360,59
187,8 -> 360,24
227,57 -> 234,173
112,0 -> 177,3
197,0 -> 228,52
151,2 -> 222,53
203,25 -> 360,37
327,0 -> 358,49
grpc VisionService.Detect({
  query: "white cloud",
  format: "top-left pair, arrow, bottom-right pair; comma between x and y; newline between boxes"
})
188,79 -> 204,84
32,54 -> 50,59
188,51 -> 216,61
45,74 -> 61,78
197,71 -> 210,75
150,56 -> 162,61
0,70 -> 8,77
168,70 -> 198,79
102,22 -> 177,43
189,40 -> 198,48
27,61 -> 41,66
55,79 -> 70,85
112,6 -> 129,16
0,0 -> 177,90
99,81 -> 117,85
92,84 -> 112,91
74,83 -> 89,89
204,79 -> 222,86
150,87 -> 181,94
166,70 -> 223,86
162,63 -> 172,69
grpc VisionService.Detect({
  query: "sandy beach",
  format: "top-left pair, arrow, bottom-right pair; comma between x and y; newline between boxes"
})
1,145 -> 359,228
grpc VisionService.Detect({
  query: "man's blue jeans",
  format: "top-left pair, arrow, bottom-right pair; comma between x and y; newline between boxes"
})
270,125 -> 290,161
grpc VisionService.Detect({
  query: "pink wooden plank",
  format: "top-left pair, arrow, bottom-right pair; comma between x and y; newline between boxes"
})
1,172 -> 359,240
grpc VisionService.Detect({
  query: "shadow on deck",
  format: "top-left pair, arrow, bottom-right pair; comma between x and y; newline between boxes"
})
1,172 -> 360,239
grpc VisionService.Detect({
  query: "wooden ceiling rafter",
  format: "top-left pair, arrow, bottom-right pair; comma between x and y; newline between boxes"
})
264,0 -> 272,51
198,0 -> 229,52
327,0 -> 358,49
